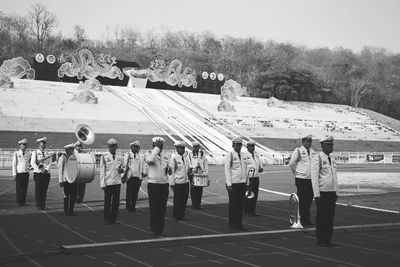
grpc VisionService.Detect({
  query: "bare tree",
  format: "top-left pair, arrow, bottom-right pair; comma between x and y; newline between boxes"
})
28,3 -> 58,51
73,24 -> 87,44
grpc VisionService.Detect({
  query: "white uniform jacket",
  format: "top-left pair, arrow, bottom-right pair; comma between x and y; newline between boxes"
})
144,147 -> 169,184
243,151 -> 263,178
225,150 -> 247,186
288,146 -> 316,179
30,149 -> 52,173
12,150 -> 31,176
169,152 -> 190,185
58,154 -> 68,183
311,152 -> 339,198
188,150 -> 208,175
100,152 -> 123,188
123,151 -> 144,180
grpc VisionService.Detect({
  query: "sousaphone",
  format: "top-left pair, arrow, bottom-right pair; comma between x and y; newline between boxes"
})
65,124 -> 96,183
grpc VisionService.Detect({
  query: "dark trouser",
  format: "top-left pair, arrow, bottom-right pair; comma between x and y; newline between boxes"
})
34,172 -> 50,210
148,183 -> 169,235
316,191 -> 337,244
126,177 -> 142,210
63,182 -> 78,215
244,177 -> 259,214
76,183 -> 86,203
295,178 -> 314,224
15,172 -> 29,205
228,183 -> 246,229
190,185 -> 204,209
173,182 -> 189,219
104,184 -> 121,224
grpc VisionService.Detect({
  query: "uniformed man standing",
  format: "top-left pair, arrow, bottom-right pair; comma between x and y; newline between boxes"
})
100,138 -> 124,224
311,136 -> 339,247
58,143 -> 78,216
169,141 -> 190,221
75,142 -> 86,203
188,141 -> 208,210
288,134 -> 316,226
12,139 -> 31,206
145,137 -> 171,236
123,140 -> 145,212
30,137 -> 53,210
225,138 -> 248,231
244,139 -> 263,216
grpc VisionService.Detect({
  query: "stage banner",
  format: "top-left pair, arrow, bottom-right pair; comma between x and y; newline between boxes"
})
366,154 -> 385,163
334,155 -> 349,164
392,155 -> 400,163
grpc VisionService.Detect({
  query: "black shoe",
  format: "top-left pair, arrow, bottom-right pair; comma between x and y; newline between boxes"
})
328,242 -> 339,247
303,222 -> 315,227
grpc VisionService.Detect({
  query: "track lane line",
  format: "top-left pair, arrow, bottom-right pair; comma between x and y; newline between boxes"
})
188,245 -> 261,267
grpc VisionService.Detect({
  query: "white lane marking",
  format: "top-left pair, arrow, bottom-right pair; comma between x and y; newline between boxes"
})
42,211 -> 96,243
253,241 -> 362,267
0,229 -> 43,267
0,186 -> 14,195
336,202 -> 399,214
257,186 -> 400,214
160,248 -> 172,252
258,188 -> 290,197
304,257 -> 321,263
115,251 -> 153,267
207,259 -> 223,264
104,261 -> 117,266
82,203 -> 151,234
188,245 -> 261,267
247,246 -> 261,251
84,255 -> 96,260
183,253 -> 196,258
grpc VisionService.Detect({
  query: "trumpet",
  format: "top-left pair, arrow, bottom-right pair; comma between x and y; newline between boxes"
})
289,193 -> 303,229
245,167 -> 255,199
37,145 -> 55,171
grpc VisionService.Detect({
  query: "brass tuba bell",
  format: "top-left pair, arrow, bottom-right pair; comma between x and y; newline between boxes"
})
74,124 -> 95,146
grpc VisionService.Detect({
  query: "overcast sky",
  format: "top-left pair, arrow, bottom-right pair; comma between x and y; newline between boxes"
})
2,0 -> 400,53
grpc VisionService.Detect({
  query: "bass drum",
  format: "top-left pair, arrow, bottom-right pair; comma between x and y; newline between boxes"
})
66,153 -> 96,183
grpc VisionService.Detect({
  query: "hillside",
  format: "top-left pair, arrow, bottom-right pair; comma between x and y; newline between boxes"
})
1,79 -> 400,153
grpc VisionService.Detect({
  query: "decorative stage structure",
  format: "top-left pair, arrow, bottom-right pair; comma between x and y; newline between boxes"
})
57,49 -> 124,81
217,79 -> 247,112
123,59 -> 198,89
0,57 -> 36,88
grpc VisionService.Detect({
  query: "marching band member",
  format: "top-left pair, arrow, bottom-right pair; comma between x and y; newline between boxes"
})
289,134 -> 316,226
58,143 -> 77,216
244,139 -> 263,216
145,137 -> 171,236
123,140 -> 145,212
169,141 -> 190,221
225,137 -> 248,231
311,136 -> 339,247
30,137 -> 53,210
100,138 -> 124,224
12,139 -> 31,206
75,142 -> 86,203
188,141 -> 208,210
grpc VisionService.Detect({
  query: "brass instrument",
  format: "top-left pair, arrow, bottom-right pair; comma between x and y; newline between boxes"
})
245,167 -> 255,199
64,124 -> 96,183
289,193 -> 303,229
37,145 -> 55,172
74,124 -> 95,146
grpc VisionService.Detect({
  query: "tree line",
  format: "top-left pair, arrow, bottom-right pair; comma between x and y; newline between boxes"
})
1,3 -> 400,120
